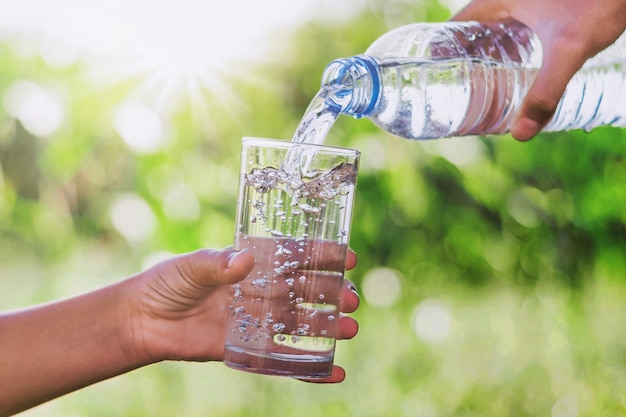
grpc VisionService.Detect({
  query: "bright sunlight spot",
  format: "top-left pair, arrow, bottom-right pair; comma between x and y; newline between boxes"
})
412,299 -> 453,344
362,267 -> 402,307
2,80 -> 65,137
113,102 -> 166,153
110,193 -> 156,243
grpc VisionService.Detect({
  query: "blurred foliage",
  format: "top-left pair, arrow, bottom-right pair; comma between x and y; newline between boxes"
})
3,1 -> 626,416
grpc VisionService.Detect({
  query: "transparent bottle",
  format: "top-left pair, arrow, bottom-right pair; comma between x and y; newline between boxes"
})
320,20 -> 626,140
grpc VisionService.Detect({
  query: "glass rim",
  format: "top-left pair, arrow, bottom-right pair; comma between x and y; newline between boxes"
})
242,137 -> 360,157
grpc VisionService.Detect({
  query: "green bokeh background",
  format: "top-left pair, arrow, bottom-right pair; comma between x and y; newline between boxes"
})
3,1 -> 626,416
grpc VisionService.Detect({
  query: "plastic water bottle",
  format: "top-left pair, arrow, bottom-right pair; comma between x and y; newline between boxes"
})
316,20 -> 626,140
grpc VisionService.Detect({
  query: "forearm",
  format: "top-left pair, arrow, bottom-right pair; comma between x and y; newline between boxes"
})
0,277 -> 149,416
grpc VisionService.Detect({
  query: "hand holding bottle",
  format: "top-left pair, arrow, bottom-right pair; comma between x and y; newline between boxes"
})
452,0 -> 626,141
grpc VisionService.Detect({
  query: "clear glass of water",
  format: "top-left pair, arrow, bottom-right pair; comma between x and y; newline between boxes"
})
223,137 -> 360,378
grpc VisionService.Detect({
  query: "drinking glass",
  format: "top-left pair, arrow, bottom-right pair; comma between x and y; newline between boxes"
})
223,137 -> 360,378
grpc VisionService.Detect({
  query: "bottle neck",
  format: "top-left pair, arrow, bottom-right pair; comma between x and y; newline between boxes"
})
320,55 -> 382,118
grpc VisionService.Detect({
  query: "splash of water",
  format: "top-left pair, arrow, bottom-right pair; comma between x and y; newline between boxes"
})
245,161 -> 357,205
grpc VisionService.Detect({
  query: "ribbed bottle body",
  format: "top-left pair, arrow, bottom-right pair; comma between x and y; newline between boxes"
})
359,21 -> 626,139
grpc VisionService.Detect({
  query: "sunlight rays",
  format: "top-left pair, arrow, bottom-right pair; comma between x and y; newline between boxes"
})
0,0 -> 369,144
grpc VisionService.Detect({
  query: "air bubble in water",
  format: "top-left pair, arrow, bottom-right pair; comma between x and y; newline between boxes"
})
273,323 -> 286,333
274,245 -> 293,257
232,285 -> 243,302
299,204 -> 320,215
297,324 -> 310,336
252,278 -> 268,287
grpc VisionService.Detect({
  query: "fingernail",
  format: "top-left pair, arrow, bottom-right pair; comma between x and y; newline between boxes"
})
226,250 -> 246,268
